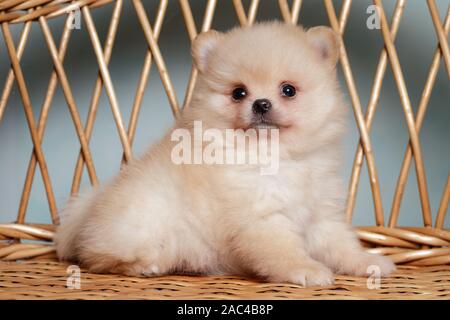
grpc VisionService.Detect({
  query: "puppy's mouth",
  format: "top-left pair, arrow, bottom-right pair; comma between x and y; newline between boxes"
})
248,117 -> 279,130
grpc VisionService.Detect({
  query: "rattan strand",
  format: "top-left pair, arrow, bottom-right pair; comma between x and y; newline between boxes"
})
0,0 -> 116,24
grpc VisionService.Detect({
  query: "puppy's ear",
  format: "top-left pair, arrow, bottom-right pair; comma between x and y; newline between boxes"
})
306,26 -> 340,66
192,30 -> 222,73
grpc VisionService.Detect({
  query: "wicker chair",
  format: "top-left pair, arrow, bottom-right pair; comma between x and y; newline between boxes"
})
0,0 -> 449,299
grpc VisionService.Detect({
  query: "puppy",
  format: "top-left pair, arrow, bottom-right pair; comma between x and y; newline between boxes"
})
55,22 -> 395,286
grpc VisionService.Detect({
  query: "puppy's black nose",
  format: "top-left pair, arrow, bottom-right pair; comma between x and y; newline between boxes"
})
252,99 -> 272,115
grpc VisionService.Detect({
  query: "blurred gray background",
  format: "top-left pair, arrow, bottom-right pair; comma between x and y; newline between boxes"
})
0,0 -> 448,227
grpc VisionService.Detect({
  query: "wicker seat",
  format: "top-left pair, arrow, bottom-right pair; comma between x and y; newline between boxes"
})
1,260 -> 449,299
0,0 -> 449,299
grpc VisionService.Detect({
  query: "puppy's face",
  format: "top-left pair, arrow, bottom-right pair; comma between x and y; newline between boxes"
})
190,22 -> 345,153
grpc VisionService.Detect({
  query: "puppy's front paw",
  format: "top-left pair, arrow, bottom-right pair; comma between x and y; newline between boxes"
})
271,262 -> 334,287
338,253 -> 396,277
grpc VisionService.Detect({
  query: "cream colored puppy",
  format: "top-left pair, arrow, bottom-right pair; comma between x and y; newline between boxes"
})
55,22 -> 395,286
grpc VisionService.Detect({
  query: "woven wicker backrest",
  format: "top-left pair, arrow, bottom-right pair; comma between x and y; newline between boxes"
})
0,0 -> 449,265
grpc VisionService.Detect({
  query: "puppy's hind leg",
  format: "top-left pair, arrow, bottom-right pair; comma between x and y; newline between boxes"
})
80,251 -> 166,277
76,216 -> 179,277
230,213 -> 334,287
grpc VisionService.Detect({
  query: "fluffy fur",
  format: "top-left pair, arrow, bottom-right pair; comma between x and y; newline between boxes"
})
55,22 -> 395,286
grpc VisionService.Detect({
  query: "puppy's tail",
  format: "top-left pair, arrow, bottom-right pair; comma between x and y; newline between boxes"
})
54,188 -> 99,262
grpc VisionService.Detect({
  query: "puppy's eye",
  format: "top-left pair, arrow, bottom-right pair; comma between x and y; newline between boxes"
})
281,83 -> 296,98
232,87 -> 247,101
